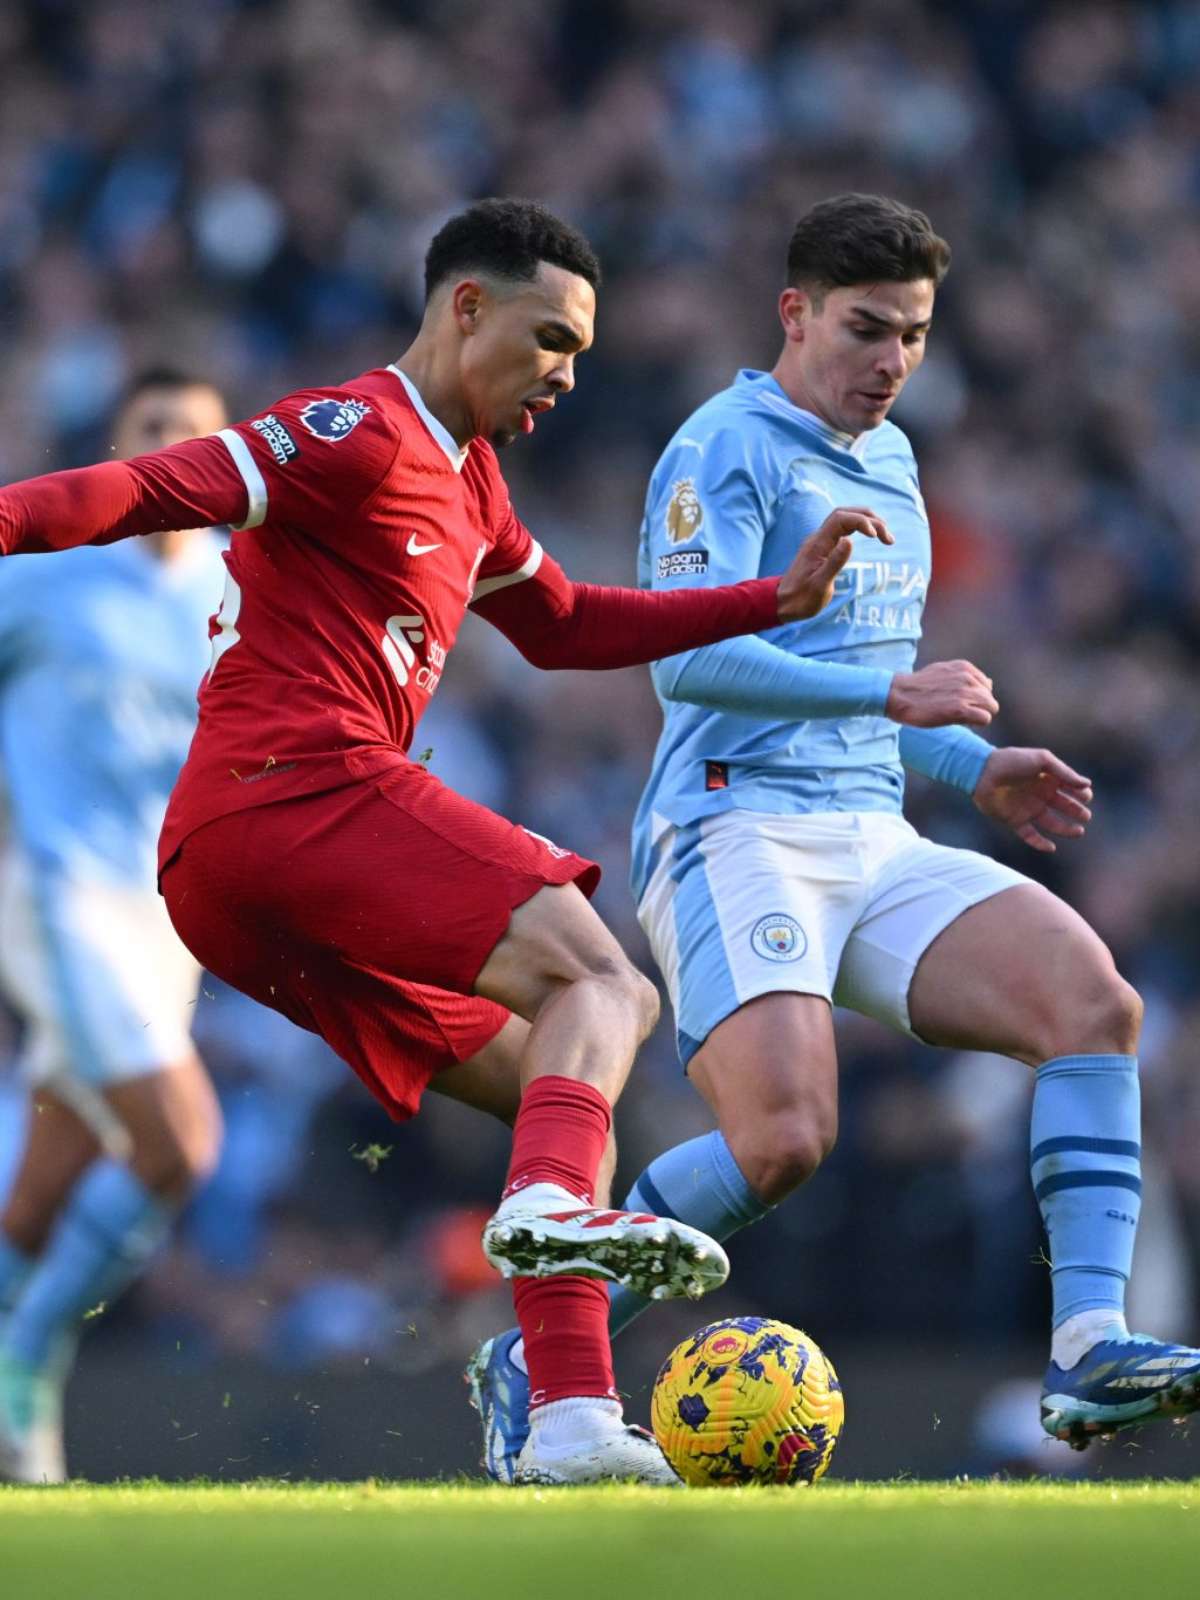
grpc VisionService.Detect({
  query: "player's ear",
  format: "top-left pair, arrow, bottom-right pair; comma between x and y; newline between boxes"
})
780,291 -> 819,347
778,287 -> 810,344
451,279 -> 485,335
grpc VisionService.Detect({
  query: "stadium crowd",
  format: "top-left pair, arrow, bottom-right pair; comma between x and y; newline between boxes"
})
1,0 -> 1199,1445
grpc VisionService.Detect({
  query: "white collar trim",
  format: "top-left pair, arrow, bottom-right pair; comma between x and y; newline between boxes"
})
751,373 -> 871,458
388,365 -> 469,473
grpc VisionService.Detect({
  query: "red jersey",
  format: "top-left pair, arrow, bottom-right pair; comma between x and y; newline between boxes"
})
160,366 -> 558,862
0,364 -> 782,874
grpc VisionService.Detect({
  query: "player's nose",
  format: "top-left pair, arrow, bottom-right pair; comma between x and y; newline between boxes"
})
876,340 -> 906,381
547,356 -> 576,393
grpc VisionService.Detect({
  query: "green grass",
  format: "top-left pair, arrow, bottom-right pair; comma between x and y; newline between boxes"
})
3,1480 -> 1199,1600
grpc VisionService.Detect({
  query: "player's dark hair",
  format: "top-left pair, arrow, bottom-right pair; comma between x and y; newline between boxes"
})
424,198 -> 601,300
118,366 -> 219,410
786,194 -> 950,299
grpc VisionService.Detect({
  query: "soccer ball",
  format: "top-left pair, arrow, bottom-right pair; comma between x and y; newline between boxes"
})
651,1316 -> 844,1486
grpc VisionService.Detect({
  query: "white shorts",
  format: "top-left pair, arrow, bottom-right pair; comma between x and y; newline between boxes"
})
0,851 -> 200,1092
636,810 -> 1030,1066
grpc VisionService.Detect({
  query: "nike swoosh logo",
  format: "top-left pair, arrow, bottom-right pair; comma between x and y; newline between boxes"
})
406,535 -> 442,556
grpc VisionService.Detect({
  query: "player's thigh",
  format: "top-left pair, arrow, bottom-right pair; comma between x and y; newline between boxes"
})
104,1052 -> 223,1190
163,813 -> 472,1121
427,1012 -> 529,1125
687,991 -> 840,1198
637,811 -> 859,1069
0,850 -> 202,1159
637,812 -> 856,1197
474,879 -> 653,1024
0,1086 -> 100,1243
165,768 -> 602,1006
830,822 -> 1025,1036
906,881 -> 1141,1065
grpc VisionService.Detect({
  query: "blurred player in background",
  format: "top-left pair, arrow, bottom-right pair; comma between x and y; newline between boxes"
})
0,200 -> 886,1484
0,370 -> 228,1481
470,193 -> 1200,1479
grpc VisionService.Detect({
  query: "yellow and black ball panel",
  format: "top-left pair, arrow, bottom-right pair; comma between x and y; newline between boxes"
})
651,1316 -> 844,1486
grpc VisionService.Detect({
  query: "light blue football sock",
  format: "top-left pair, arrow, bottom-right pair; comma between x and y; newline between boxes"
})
609,1131 -> 769,1336
5,1161 -> 174,1369
1030,1054 -> 1141,1330
0,1232 -> 33,1316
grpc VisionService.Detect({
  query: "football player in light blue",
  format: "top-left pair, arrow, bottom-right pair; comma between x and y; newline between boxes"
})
0,370 -> 229,1480
469,193 -> 1200,1479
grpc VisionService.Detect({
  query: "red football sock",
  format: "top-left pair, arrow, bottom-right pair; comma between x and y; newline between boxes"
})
515,1276 -> 618,1407
503,1077 -> 618,1409
502,1074 -> 611,1203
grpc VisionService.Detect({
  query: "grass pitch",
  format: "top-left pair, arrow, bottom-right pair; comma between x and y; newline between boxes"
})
3,1480 -> 1198,1600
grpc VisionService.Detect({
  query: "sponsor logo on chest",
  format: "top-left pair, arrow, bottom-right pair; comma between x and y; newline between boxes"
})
828,558 -> 929,632
381,610 -> 446,695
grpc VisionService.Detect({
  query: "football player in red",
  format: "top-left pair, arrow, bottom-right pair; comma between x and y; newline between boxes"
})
0,198 -> 890,1483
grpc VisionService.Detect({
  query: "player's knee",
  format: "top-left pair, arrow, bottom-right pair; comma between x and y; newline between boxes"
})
630,968 -> 661,1039
737,1108 -> 837,1206
131,1107 -> 223,1200
1083,974 -> 1143,1055
1034,968 -> 1143,1061
591,955 -> 659,1041
186,1106 -> 224,1188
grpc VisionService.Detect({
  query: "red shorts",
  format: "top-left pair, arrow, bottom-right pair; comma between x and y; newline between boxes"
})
161,760 -> 600,1119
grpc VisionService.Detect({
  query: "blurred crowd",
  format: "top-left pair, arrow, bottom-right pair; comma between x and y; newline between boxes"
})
1,0 -> 1200,1451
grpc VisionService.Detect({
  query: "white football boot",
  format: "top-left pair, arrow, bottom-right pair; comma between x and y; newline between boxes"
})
482,1182 -> 728,1301
514,1400 -> 680,1486
0,1350 -> 67,1484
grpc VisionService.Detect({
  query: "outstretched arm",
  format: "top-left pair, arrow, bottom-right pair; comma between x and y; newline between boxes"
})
472,549 -> 782,668
473,508 -> 893,671
0,437 -> 253,556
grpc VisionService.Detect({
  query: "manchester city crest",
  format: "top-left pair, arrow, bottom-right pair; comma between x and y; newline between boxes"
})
299,397 -> 371,441
665,477 -> 704,545
750,913 -> 807,963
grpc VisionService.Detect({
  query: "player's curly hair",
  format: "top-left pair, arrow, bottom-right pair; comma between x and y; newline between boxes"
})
424,198 -> 601,299
787,194 -> 950,299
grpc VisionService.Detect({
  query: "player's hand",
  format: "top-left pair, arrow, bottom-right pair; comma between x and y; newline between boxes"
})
972,746 -> 1093,853
776,507 -> 894,622
885,661 -> 998,728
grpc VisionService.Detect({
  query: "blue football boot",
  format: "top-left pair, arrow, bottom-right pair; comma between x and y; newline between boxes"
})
465,1328 -> 530,1484
1041,1332 -> 1200,1450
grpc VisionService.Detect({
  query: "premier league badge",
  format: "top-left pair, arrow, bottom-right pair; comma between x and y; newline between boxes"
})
750,913 -> 807,963
299,397 -> 371,441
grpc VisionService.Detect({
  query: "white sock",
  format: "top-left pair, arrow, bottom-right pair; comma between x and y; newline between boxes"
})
495,1181 -> 579,1217
529,1396 -> 623,1451
1052,1309 -> 1129,1370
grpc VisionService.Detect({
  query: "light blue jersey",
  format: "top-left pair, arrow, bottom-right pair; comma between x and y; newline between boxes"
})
632,369 -> 945,897
0,536 -> 227,888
